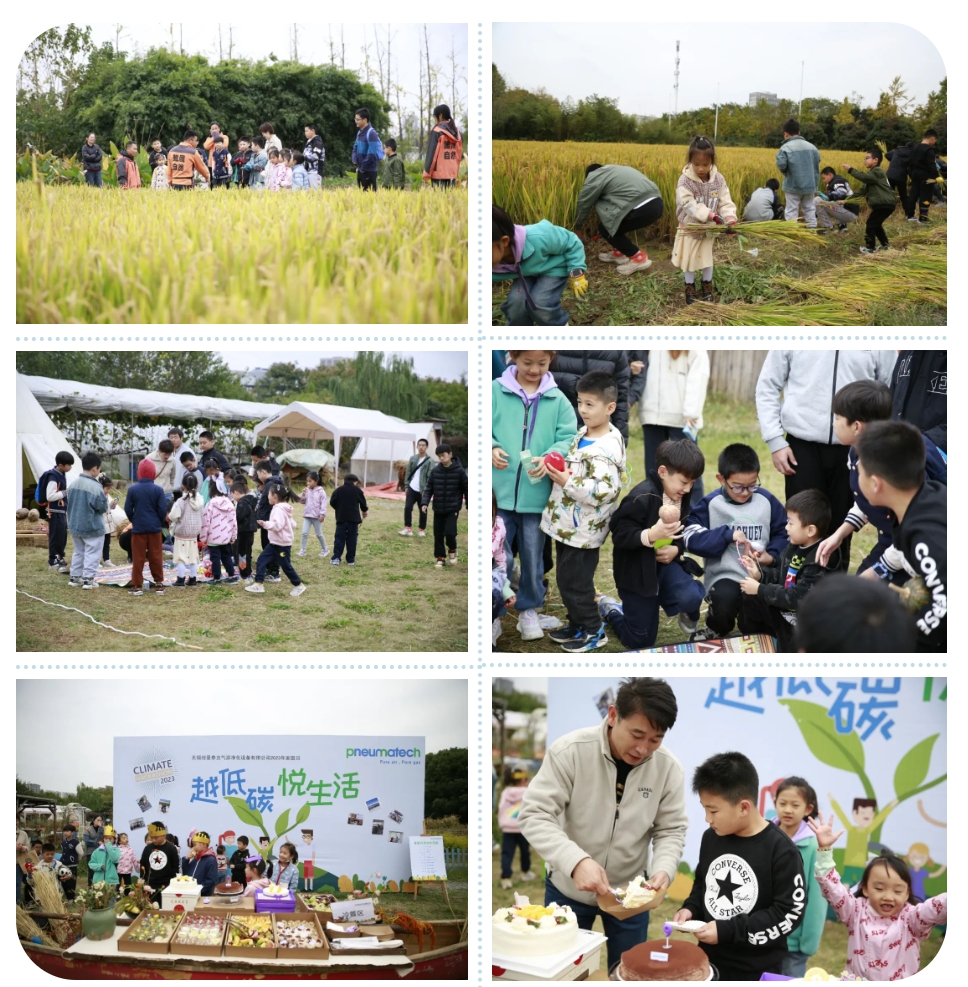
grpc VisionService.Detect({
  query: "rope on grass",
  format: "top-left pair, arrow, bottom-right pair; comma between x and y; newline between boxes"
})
16,589 -> 204,650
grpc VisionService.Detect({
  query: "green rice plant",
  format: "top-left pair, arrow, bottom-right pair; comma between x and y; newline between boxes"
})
16,183 -> 467,323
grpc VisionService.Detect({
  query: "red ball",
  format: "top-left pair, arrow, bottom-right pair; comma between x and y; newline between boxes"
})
544,451 -> 566,471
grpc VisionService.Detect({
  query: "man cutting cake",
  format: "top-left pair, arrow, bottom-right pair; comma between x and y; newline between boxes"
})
518,677 -> 689,970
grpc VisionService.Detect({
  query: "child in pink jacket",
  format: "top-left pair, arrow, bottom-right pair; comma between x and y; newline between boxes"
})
497,768 -> 534,890
808,813 -> 947,980
297,471 -> 329,557
200,480 -> 239,584
246,484 -> 305,597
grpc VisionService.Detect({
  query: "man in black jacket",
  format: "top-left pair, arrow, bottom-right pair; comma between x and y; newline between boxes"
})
330,474 -> 369,566
303,123 -> 325,187
80,133 -> 104,187
552,351 -> 631,443
906,128 -> 939,222
197,431 -> 230,473
421,444 -> 468,566
885,142 -> 914,213
890,350 -> 946,453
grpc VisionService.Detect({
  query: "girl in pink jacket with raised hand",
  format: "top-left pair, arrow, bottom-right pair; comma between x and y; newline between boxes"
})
297,471 -> 329,558
807,813 -> 947,981
246,484 -> 306,597
200,479 -> 239,584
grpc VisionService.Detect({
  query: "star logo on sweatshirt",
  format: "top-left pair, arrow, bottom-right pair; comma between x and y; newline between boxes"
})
704,854 -> 759,920
715,869 -> 741,904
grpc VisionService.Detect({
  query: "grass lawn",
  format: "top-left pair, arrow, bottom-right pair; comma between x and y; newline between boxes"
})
494,391 -> 876,652
16,495 -> 468,652
493,209 -> 946,326
391,867 -> 469,923
492,846 -> 943,976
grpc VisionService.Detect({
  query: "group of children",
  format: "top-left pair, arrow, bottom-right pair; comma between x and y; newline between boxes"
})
492,350 -> 946,653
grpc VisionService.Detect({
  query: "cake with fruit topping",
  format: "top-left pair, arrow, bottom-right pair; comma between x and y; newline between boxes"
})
492,895 -> 579,958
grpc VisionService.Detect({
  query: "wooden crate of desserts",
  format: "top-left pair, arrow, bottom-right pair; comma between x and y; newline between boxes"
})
223,912 -> 278,958
117,910 -> 181,954
274,912 -> 330,958
169,912 -> 228,957
296,892 -> 336,914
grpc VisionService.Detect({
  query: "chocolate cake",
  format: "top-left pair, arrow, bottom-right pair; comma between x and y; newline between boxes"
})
617,940 -> 710,981
214,881 -> 243,895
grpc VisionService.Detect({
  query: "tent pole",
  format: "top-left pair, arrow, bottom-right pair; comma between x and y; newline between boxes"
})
363,437 -> 368,489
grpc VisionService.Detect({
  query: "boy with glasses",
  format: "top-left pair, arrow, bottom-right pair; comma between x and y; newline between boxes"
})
682,444 -> 788,641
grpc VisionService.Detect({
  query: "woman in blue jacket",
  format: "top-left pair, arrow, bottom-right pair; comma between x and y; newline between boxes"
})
492,205 -> 587,326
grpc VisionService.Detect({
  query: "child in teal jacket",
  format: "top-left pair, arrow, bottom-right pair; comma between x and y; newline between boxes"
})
773,777 -> 827,978
492,205 -> 587,326
492,350 -> 578,642
88,826 -> 122,888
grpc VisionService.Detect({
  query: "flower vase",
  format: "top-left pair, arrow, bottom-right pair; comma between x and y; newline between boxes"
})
81,905 -> 117,941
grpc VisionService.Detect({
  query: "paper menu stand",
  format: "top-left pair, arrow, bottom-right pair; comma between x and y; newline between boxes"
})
408,835 -> 449,902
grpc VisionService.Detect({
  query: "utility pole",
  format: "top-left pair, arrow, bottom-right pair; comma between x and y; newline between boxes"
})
798,60 -> 804,118
714,83 -> 720,140
674,40 -> 680,118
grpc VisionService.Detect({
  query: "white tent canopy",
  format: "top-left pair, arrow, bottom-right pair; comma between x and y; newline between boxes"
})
253,402 -> 418,487
17,374 -> 81,511
22,374 -> 282,424
350,423 -> 439,485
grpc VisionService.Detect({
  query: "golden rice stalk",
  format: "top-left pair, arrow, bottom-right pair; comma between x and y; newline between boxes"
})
683,220 -> 826,246
30,870 -> 66,916
17,907 -> 58,947
669,300 -> 857,326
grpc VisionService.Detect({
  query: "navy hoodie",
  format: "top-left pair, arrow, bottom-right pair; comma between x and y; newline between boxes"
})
123,479 -> 168,534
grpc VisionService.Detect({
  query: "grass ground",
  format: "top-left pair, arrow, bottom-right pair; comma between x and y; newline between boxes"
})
492,208 -> 946,326
492,845 -> 943,976
16,495 -> 468,652
494,391 -> 876,652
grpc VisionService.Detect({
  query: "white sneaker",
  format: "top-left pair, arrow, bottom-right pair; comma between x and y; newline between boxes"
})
245,582 -> 266,594
290,584 -> 307,597
318,550 -> 330,558
296,550 -> 307,557
500,878 -> 513,890
616,254 -> 653,275
398,527 -> 413,537
678,613 -> 699,637
598,248 -> 626,263
67,577 -> 83,588
100,559 -> 114,568
520,871 -> 536,882
417,529 -> 426,538
81,578 -> 98,590
492,616 -> 503,646
907,216 -> 920,222
517,608 -> 543,641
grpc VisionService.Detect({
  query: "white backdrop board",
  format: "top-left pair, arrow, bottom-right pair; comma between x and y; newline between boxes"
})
114,735 -> 424,890
545,677 -> 946,891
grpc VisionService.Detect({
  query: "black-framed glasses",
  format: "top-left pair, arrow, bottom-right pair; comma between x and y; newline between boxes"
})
726,477 -> 760,494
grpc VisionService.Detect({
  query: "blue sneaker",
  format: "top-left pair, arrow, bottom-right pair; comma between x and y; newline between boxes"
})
597,594 -> 623,622
560,626 -> 608,653
548,624 -> 582,644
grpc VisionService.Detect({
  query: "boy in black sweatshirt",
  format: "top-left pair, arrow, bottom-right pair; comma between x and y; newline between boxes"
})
674,752 -> 805,981
232,479 -> 259,582
855,420 -> 946,652
738,488 -> 839,652
329,474 -> 368,566
421,443 -> 468,567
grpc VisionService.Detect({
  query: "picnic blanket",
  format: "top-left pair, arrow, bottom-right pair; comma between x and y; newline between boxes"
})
363,481 -> 406,501
630,634 -> 776,654
92,560 -> 218,587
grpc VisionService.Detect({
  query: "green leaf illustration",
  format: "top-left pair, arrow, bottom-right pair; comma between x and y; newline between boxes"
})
224,796 -> 265,830
779,700 -> 873,796
894,735 -> 938,799
274,808 -> 291,838
295,803 -> 312,826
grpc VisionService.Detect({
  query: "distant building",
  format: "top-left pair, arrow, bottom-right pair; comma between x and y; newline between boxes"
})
239,368 -> 269,390
26,783 -> 41,793
749,91 -> 779,108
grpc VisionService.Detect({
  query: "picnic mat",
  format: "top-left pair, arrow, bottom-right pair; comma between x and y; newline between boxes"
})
363,481 -> 406,501
91,561 -> 218,587
630,634 -> 776,654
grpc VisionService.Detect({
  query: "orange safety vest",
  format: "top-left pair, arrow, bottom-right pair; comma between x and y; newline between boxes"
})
166,144 -> 210,187
428,124 -> 462,180
117,153 -> 142,189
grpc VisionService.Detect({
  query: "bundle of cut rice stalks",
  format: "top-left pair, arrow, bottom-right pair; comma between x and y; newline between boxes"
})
670,300 -> 857,327
17,906 -> 58,947
28,869 -> 77,946
682,220 -> 827,247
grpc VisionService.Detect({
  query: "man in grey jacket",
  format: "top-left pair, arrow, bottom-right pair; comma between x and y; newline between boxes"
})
518,678 -> 688,970
775,119 -> 821,228
755,349 -> 897,572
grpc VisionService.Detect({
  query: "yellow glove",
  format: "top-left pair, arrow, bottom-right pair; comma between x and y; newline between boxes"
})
568,272 -> 589,299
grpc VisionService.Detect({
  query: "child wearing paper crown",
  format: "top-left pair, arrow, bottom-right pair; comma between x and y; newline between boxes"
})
498,768 -> 535,890
183,829 -> 219,895
88,825 -> 121,889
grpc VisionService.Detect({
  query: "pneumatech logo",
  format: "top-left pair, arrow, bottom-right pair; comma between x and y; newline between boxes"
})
346,746 -> 421,759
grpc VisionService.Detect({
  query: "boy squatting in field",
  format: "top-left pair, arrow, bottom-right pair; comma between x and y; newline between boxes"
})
540,370 -> 627,653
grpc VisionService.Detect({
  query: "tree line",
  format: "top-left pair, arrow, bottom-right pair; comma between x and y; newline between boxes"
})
493,65 -> 947,152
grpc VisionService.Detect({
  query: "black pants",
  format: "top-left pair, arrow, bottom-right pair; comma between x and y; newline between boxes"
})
48,512 -> 67,564
102,534 -> 112,562
643,425 -> 704,501
334,521 -> 361,562
237,530 -> 255,578
210,177 -> 231,189
500,832 -> 531,879
118,528 -> 133,562
259,528 -> 280,577
889,175 -> 909,213
432,178 -> 456,189
785,434 -> 852,572
357,171 -> 378,192
865,206 -> 894,249
743,593 -> 799,653
432,511 -> 459,558
599,198 -> 664,256
907,179 -> 933,220
255,543 -> 301,585
171,184 -> 193,191
555,541 -> 602,632
404,488 -> 426,529
705,577 -> 774,637
209,544 -> 236,580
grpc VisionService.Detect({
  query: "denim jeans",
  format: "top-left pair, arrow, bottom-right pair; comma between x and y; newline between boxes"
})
500,276 -> 570,327
84,169 -> 103,187
300,518 -> 327,552
500,832 -> 531,878
781,951 -> 811,978
69,533 -> 103,580
498,510 -> 546,611
608,566 -> 705,649
544,876 -> 649,971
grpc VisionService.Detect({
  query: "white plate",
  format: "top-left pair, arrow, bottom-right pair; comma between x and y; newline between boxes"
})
670,920 -> 706,933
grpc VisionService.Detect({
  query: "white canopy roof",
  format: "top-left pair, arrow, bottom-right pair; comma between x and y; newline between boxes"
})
350,423 -> 438,465
22,374 -> 282,424
17,375 -> 81,510
253,402 -> 417,446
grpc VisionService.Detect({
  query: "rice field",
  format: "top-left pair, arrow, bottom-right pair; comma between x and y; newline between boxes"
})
492,140 -> 946,326
17,183 -> 468,324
